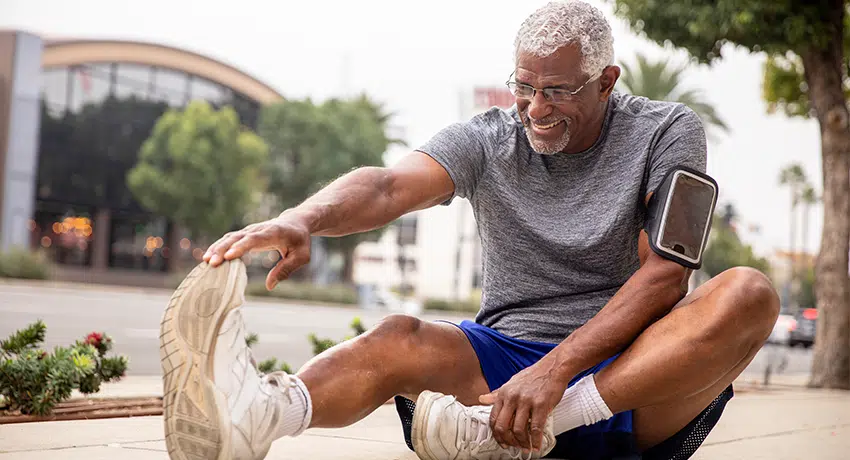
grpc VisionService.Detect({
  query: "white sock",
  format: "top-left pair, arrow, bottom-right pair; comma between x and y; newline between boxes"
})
273,374 -> 313,437
552,374 -> 613,435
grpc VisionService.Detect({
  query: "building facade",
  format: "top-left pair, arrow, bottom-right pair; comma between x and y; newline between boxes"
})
352,87 -> 515,302
0,30 -> 282,281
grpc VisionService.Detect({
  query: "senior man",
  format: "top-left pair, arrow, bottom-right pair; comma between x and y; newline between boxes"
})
159,1 -> 779,459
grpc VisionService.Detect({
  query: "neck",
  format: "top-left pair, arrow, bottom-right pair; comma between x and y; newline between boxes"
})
561,100 -> 609,154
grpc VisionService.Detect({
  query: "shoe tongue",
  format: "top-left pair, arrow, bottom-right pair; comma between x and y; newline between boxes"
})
264,371 -> 292,388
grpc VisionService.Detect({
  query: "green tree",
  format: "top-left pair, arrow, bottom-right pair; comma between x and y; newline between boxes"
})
259,94 -> 402,282
127,101 -> 268,242
613,0 -> 850,390
617,53 -> 729,134
702,205 -> 771,279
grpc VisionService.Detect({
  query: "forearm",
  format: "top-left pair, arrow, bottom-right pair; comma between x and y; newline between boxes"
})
282,167 -> 404,237
549,256 -> 690,381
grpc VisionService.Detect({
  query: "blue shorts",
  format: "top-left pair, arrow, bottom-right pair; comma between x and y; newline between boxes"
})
394,320 -> 733,460
454,320 -> 636,459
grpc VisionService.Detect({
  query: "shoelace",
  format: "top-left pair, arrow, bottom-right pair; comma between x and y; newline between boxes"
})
454,401 -> 536,460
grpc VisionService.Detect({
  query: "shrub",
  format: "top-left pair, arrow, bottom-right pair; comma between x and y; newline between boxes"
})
308,317 -> 367,355
423,298 -> 480,313
247,317 -> 368,374
246,281 -> 358,305
0,248 -> 50,280
0,321 -> 128,416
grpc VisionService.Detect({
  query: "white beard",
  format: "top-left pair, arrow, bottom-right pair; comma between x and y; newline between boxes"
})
522,118 -> 571,155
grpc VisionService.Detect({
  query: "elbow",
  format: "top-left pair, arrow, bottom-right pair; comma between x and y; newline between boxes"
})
645,252 -> 691,306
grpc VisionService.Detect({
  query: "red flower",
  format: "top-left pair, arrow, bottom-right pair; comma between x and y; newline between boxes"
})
85,332 -> 103,347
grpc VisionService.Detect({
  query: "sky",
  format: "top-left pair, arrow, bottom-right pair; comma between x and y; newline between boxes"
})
1,0 -> 826,259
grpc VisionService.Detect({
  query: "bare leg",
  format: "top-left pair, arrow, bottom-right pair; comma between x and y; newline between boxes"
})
592,266 -> 780,450
296,315 -> 490,428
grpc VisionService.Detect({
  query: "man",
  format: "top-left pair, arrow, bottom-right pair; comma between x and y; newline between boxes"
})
159,1 -> 780,459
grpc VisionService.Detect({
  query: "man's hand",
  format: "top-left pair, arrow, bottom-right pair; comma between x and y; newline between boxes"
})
478,357 -> 568,452
203,213 -> 312,290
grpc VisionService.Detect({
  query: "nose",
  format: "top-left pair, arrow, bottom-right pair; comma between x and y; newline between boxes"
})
527,91 -> 552,121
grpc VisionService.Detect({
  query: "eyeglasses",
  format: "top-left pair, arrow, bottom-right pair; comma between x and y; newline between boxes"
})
505,71 -> 599,103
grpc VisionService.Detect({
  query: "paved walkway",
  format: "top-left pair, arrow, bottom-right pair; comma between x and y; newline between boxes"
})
1,377 -> 847,459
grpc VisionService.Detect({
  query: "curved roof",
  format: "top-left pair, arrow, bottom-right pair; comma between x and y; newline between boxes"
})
41,39 -> 283,104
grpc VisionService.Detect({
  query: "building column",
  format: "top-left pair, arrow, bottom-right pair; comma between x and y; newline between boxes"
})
91,208 -> 111,270
0,31 -> 43,252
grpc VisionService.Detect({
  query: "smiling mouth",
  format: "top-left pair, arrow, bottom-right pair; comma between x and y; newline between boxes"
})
533,120 -> 563,130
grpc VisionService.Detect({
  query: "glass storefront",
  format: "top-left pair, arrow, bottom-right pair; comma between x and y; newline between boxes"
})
35,63 -> 261,271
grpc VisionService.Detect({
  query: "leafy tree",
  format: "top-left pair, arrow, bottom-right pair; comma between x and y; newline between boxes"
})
259,94 -> 403,282
617,53 -> 729,134
127,101 -> 268,242
613,0 -> 850,390
702,205 -> 771,279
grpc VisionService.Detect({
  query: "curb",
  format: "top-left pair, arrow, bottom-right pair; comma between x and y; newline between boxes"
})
0,397 -> 163,424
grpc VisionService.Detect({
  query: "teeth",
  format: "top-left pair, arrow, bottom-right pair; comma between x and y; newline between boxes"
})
534,120 -> 561,129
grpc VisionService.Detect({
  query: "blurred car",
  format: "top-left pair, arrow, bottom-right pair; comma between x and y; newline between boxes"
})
788,308 -> 817,348
769,313 -> 795,345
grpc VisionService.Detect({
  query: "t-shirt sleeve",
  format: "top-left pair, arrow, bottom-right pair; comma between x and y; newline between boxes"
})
416,108 -> 504,203
645,107 -> 708,199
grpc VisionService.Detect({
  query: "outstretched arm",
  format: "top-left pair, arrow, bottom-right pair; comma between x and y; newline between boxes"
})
203,151 -> 454,288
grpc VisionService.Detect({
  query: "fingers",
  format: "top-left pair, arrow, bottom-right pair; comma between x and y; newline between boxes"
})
204,232 -> 244,266
223,231 -> 276,261
511,403 -> 532,451
491,395 -> 517,449
265,245 -> 311,290
203,222 -> 280,267
528,402 -> 549,453
479,390 -> 498,405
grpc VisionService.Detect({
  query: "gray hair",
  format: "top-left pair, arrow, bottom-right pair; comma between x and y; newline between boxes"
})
514,0 -> 615,79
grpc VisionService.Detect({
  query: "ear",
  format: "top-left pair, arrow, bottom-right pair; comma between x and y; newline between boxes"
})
598,65 -> 620,100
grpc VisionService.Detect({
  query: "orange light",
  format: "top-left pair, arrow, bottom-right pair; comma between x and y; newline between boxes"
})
802,309 -> 818,321
180,238 -> 191,250
52,223 -> 61,234
27,220 -> 36,231
154,237 -> 164,248
40,236 -> 51,247
192,248 -> 203,260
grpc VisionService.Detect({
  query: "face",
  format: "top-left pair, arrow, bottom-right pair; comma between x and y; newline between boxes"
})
513,45 -> 618,154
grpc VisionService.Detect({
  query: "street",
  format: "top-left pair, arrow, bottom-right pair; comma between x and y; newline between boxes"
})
0,282 -> 812,379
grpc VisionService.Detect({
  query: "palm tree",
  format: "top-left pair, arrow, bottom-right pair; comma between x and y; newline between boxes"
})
617,53 -> 729,134
779,163 -> 809,309
799,184 -> 819,272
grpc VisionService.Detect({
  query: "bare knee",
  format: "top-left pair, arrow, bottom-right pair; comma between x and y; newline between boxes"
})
707,267 -> 780,345
362,314 -> 423,350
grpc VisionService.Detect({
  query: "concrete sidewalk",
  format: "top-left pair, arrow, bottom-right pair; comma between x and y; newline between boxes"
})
1,377 -> 848,459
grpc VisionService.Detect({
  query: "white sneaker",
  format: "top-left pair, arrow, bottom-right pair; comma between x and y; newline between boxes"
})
411,390 -> 557,460
160,260 -> 307,460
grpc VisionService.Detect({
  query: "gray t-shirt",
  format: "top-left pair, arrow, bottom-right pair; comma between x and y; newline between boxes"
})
418,91 -> 707,343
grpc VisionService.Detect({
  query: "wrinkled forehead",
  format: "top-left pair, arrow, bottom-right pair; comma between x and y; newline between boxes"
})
515,43 -> 586,86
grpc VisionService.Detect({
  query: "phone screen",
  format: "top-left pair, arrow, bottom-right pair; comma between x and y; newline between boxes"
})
659,173 -> 715,260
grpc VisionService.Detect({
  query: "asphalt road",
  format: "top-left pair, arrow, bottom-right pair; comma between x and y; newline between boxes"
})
0,282 -> 812,378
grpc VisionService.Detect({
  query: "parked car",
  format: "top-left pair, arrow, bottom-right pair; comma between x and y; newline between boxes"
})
788,308 -> 817,348
769,313 -> 796,345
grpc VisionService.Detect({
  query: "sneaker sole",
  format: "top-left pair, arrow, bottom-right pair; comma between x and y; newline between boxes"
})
160,260 -> 247,460
410,390 -> 444,460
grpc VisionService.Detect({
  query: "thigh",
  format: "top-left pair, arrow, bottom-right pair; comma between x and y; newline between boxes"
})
630,269 -> 771,450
